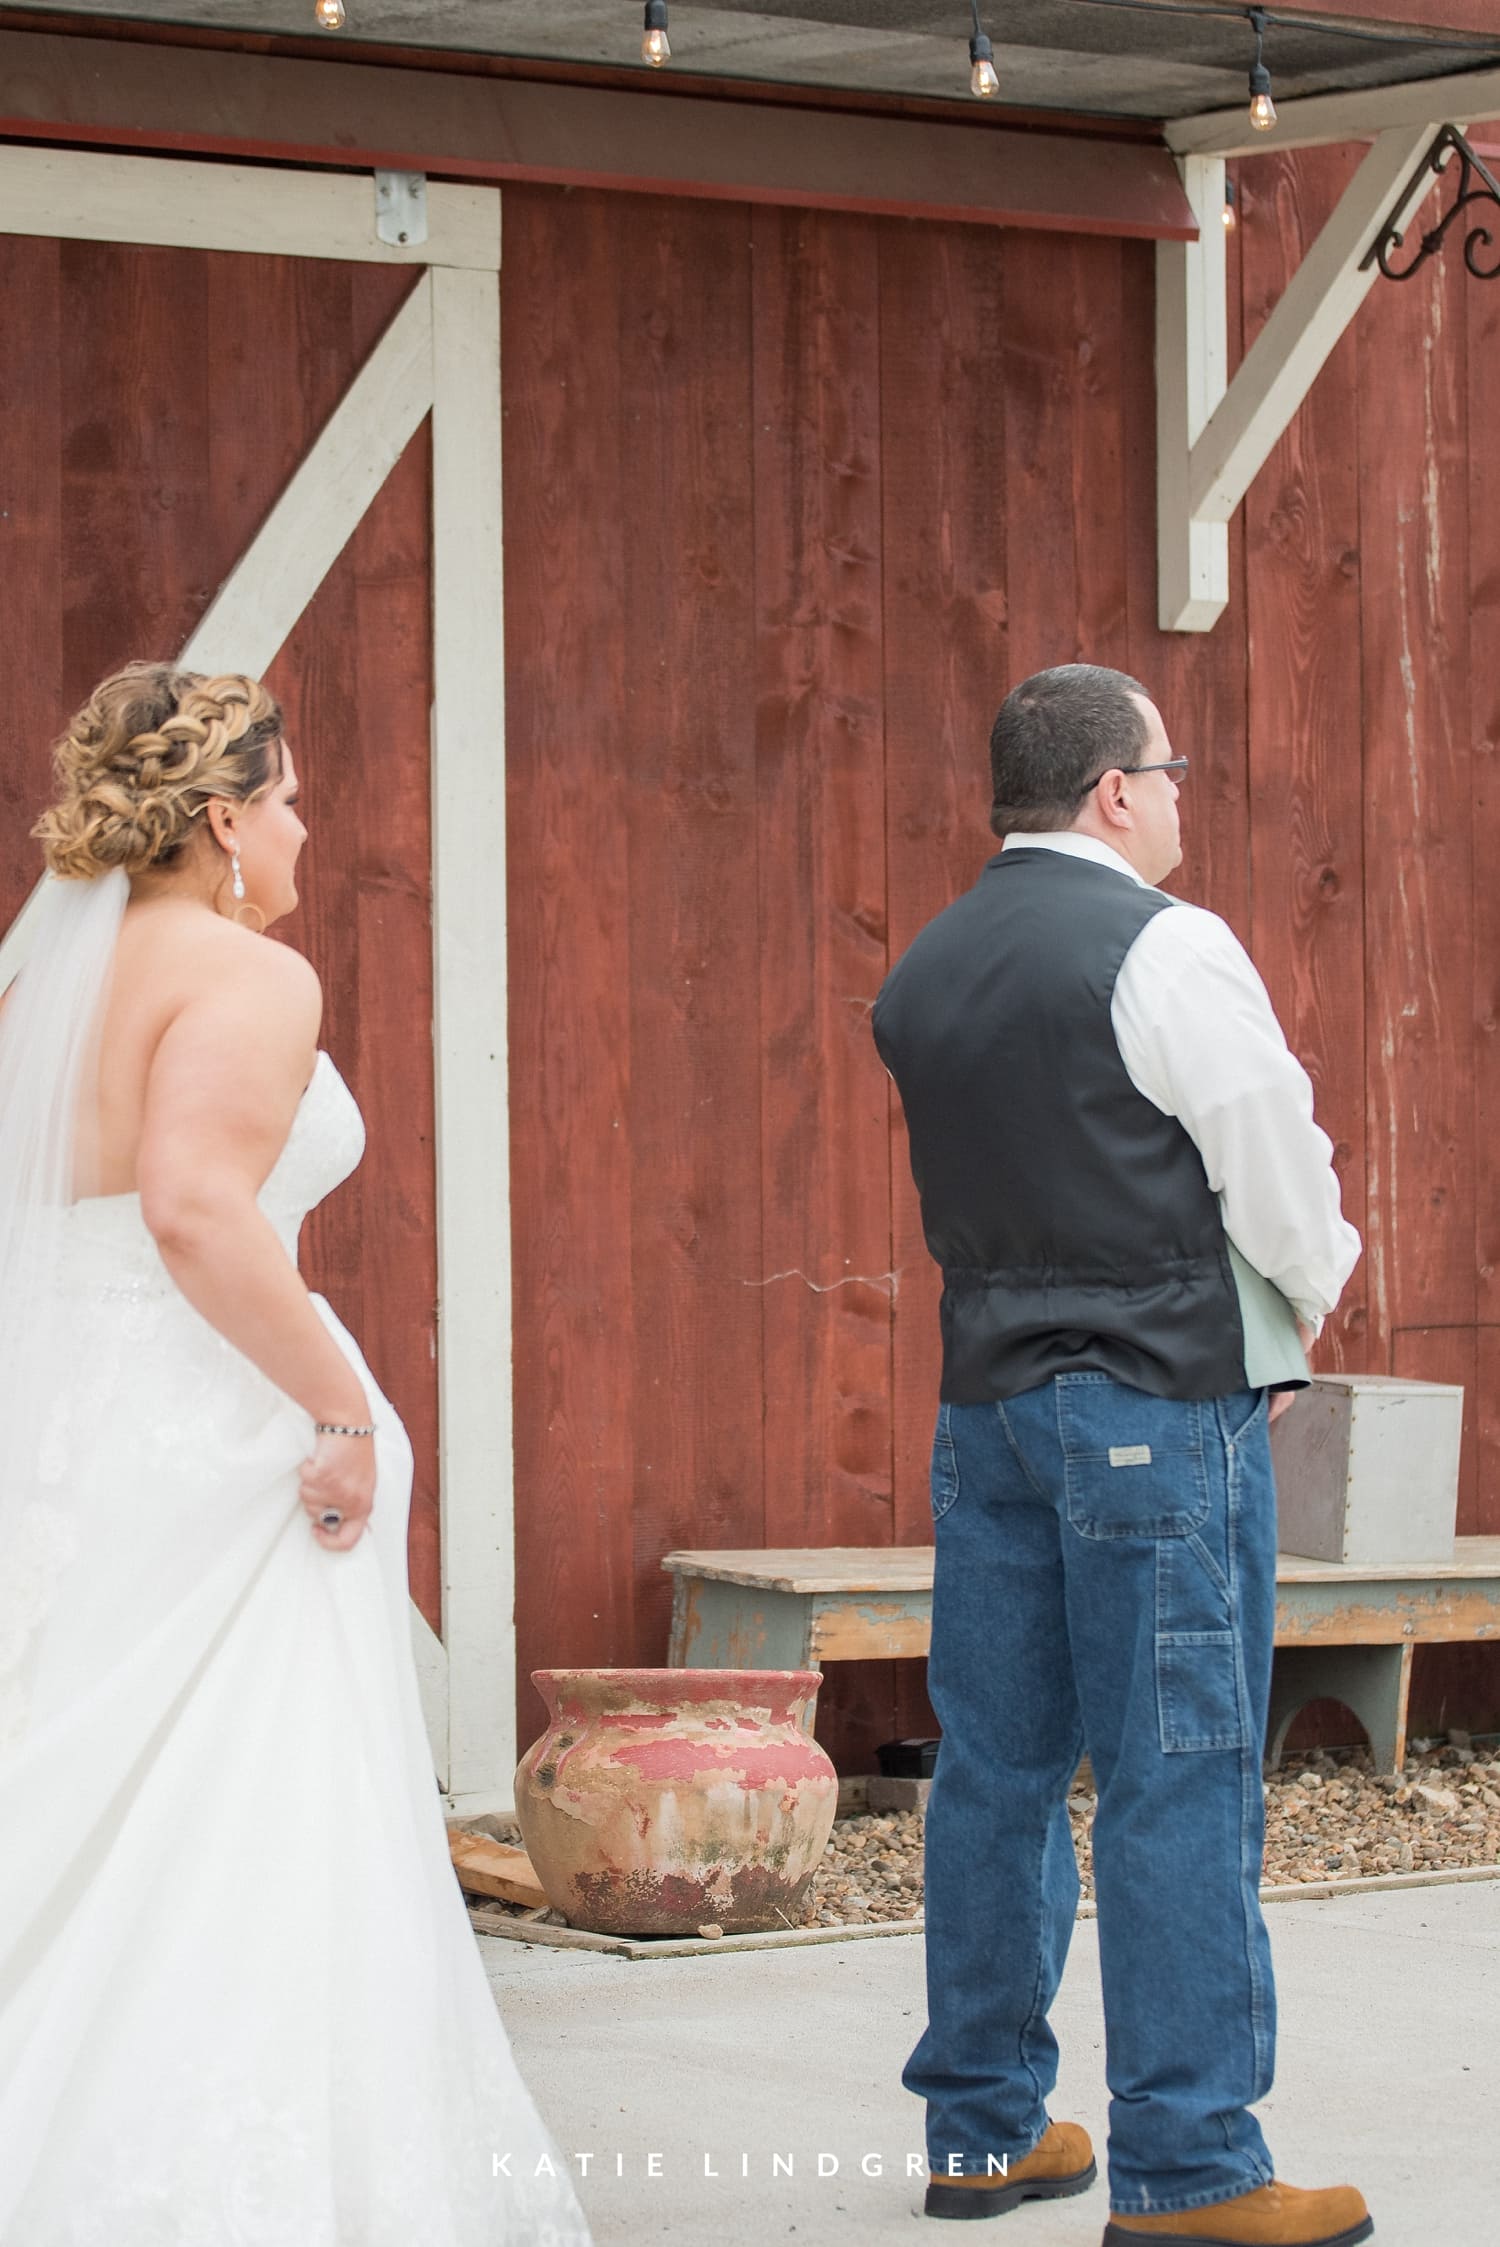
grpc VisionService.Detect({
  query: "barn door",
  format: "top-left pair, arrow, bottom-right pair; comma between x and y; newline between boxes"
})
0,146 -> 514,1817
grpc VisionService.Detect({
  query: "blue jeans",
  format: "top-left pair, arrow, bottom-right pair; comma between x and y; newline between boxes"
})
903,1373 -> 1278,2215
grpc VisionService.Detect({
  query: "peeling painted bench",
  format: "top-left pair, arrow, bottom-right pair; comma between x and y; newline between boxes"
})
662,1539 -> 1500,1775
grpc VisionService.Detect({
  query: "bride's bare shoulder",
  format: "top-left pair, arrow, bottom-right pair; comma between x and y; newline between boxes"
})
119,904 -> 321,1023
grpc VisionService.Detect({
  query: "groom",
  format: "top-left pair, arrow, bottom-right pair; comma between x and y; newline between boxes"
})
872,666 -> 1368,2246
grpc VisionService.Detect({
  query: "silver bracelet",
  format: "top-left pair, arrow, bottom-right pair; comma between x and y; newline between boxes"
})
315,1421 -> 376,1438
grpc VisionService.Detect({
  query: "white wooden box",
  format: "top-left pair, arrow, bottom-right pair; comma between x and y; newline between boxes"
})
1269,1374 -> 1463,1566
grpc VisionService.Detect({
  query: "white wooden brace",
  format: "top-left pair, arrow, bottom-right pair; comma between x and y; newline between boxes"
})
1157,126 -> 1446,633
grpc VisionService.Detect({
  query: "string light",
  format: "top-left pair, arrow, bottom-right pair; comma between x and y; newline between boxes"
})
313,0 -> 346,26
642,0 -> 671,67
1247,9 -> 1277,132
968,2 -> 999,99
1222,178 -> 1237,231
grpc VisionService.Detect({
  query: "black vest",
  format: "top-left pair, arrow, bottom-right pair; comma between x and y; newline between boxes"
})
871,849 -> 1247,1404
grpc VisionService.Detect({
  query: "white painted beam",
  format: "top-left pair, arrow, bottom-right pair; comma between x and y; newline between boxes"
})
1167,63 -> 1500,159
1157,156 -> 1229,632
0,144 -> 500,269
429,259 -> 516,1818
185,276 -> 435,679
1157,125 -> 1445,633
1190,125 -> 1438,526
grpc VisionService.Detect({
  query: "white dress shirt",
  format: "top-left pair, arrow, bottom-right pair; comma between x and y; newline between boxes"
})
1001,831 -> 1361,1337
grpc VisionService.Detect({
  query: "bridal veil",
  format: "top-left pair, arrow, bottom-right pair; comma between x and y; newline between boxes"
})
0,866 -> 128,1752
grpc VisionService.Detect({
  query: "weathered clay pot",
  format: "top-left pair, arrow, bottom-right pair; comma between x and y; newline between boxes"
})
514,1668 -> 837,1936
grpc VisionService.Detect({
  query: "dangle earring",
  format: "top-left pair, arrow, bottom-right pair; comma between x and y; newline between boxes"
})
231,848 -> 246,902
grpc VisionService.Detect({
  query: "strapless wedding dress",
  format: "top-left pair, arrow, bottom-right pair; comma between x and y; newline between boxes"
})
0,1053 -> 591,2247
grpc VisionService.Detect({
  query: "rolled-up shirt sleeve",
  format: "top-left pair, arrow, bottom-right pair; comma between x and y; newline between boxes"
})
1111,903 -> 1362,1334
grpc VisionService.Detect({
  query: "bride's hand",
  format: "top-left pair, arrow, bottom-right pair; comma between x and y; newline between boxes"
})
300,1431 -> 377,1550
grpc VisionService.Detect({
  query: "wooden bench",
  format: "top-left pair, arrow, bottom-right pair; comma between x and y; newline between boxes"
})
662,1539 -> 1500,1775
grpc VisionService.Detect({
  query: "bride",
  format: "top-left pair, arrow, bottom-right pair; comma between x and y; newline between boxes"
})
0,664 -> 591,2246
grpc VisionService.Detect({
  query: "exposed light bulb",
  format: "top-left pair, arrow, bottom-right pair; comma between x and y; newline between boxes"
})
642,0 -> 670,67
1222,181 -> 1237,231
313,0 -> 346,26
1247,11 -> 1275,134
968,18 -> 998,101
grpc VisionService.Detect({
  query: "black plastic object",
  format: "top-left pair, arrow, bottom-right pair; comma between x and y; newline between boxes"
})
875,1737 -> 940,1779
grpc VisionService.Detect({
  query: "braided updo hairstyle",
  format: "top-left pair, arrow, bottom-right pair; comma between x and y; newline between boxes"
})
33,663 -> 284,882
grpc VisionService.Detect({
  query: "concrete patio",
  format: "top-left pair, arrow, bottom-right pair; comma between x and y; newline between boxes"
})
481,1876 -> 1500,2246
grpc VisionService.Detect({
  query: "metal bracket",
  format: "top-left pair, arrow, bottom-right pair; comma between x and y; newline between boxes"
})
1361,124 -> 1500,283
374,169 -> 428,249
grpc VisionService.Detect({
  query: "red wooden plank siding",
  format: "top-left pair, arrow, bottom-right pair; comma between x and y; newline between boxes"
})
1358,216 -> 1475,1368
503,189 -> 636,1739
286,413 -> 439,1626
493,173 -> 1498,1763
0,237 -> 62,933
878,220 -> 1008,1740
1002,235 -> 1128,684
1064,241 -> 1133,674
1241,149 -> 1369,1380
1000,233 -> 1077,688
1121,207 -> 1252,948
617,198 -> 764,1665
58,243 -> 214,697
1471,198 -> 1500,1376
1470,167 -> 1500,1636
342,424 -> 439,1621
752,207 -> 896,1769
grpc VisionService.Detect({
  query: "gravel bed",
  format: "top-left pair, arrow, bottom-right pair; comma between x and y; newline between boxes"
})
803,1735 -> 1500,1927
463,1735 -> 1500,1937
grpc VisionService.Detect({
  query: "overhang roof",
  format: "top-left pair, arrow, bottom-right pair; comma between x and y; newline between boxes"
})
5,0 -> 1499,125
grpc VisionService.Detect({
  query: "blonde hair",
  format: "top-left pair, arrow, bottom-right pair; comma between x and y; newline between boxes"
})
33,662 -> 284,881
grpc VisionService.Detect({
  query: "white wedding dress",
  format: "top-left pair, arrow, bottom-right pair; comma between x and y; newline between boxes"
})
0,1043 -> 592,2247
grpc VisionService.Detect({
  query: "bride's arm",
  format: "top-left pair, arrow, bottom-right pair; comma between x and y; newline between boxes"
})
137,943 -> 376,1547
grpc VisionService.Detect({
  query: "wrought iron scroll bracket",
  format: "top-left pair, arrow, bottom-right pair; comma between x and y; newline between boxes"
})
1361,124 -> 1500,283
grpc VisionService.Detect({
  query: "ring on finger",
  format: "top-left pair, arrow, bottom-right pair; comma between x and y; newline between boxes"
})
318,1508 -> 344,1531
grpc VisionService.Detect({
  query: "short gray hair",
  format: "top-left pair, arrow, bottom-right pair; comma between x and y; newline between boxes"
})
988,664 -> 1151,836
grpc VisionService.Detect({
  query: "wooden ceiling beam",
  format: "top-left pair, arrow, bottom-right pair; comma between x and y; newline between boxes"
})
0,23 -> 1197,239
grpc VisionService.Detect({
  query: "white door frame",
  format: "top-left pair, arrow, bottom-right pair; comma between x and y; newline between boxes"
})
0,144 -> 515,1819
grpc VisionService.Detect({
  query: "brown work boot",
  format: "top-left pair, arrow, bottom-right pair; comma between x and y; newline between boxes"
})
1102,2179 -> 1372,2246
925,2121 -> 1097,2220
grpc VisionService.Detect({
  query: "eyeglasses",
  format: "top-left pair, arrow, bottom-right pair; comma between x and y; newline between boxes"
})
1086,756 -> 1188,790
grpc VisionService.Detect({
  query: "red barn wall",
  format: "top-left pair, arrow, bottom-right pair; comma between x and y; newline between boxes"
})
501,166 -> 1500,1762
1,144 -> 1495,1771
